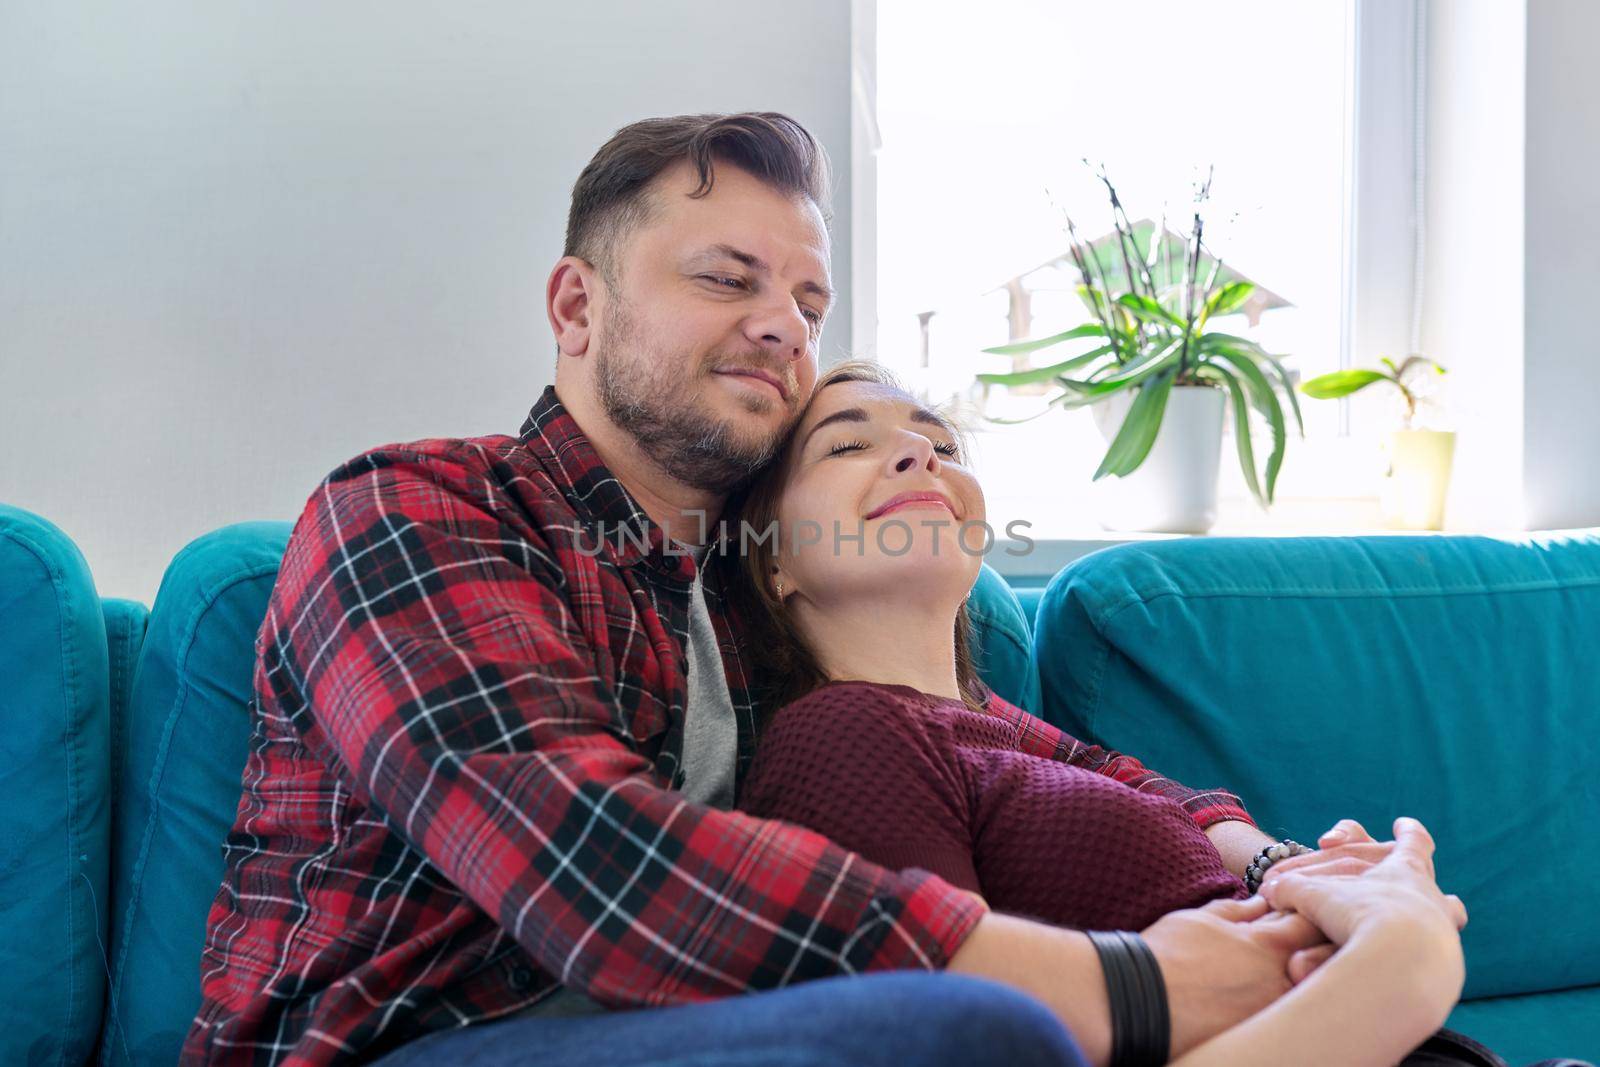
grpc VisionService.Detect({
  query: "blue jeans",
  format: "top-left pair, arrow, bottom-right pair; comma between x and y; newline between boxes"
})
371,972 -> 1086,1067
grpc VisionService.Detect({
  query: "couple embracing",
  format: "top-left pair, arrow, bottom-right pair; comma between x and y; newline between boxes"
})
182,112 -> 1481,1067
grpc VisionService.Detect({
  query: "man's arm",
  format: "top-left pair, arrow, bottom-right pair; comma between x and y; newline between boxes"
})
280,447 -> 984,1006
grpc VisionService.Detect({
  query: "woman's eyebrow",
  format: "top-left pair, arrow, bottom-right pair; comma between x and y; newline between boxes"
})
799,404 -> 954,452
908,407 -> 956,436
800,407 -> 869,450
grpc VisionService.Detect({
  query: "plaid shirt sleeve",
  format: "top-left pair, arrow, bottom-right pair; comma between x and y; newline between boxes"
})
280,447 -> 985,1007
987,694 -> 1257,830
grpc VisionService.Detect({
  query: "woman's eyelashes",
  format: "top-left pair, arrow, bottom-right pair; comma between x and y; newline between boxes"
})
823,437 -> 962,459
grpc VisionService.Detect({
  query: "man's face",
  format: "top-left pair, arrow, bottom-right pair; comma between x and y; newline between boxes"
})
589,161 -> 832,493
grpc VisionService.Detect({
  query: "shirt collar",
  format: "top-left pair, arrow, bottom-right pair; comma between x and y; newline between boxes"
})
517,385 -> 698,581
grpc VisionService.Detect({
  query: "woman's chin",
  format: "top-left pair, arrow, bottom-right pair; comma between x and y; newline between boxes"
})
816,544 -> 983,600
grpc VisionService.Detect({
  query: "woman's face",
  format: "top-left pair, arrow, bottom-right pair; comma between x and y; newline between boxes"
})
770,379 -> 985,611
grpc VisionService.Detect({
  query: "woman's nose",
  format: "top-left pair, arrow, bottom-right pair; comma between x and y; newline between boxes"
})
886,433 -> 937,476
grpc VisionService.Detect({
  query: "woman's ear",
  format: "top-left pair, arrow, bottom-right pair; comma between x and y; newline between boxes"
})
770,564 -> 792,602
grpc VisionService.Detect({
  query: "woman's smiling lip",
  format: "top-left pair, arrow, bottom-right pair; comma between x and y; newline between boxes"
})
713,367 -> 788,400
865,491 -> 959,521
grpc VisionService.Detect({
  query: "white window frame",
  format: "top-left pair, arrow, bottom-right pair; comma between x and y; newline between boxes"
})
852,0 -> 1426,537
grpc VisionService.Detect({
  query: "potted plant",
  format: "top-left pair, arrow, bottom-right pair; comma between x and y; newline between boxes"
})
976,171 -> 1301,534
1301,356 -> 1453,530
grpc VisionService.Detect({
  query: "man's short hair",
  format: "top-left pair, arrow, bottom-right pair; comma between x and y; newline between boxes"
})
564,112 -> 832,284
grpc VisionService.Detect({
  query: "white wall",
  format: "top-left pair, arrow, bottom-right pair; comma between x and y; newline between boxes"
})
1524,0 -> 1600,530
0,1 -> 853,603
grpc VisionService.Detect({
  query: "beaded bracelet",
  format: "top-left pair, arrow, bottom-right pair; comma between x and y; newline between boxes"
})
1243,839 -> 1315,894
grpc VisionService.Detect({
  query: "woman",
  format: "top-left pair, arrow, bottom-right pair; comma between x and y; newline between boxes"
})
724,360 -> 1492,1066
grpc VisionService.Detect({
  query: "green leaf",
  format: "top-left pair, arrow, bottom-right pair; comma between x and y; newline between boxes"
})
985,388 -> 1088,425
1208,349 -> 1287,503
1380,356 -> 1399,375
1093,370 -> 1176,480
1077,285 -> 1112,318
1210,365 -> 1265,507
976,346 -> 1114,386
981,323 -> 1106,356
1262,356 -> 1305,437
1060,338 -> 1178,397
1115,292 -> 1186,328
1204,280 -> 1256,317
1195,332 -> 1269,358
1300,369 -> 1389,399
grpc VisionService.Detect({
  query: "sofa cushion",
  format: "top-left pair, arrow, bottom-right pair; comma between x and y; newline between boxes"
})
104,522 -> 292,1066
1033,533 -> 1600,1001
969,563 -> 1042,713
0,504 -> 111,1065
1447,981 -> 1600,1064
102,598 -> 150,854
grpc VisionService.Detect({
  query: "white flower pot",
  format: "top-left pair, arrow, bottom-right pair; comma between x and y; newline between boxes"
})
1379,429 -> 1456,530
1089,384 -> 1226,534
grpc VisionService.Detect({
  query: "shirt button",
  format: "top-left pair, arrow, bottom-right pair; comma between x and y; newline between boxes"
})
508,965 -> 536,991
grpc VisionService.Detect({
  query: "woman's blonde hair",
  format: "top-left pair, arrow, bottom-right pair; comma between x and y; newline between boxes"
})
725,359 -> 989,714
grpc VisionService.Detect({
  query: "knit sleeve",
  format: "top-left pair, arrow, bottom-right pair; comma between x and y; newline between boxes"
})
982,693 -> 1257,830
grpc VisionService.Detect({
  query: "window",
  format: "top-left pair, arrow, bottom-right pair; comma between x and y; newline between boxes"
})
864,0 -> 1386,533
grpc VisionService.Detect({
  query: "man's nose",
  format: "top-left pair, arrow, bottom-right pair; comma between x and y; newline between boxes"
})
744,300 -> 810,362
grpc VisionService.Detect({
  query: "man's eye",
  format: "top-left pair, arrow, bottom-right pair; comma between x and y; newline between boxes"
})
933,441 -> 960,457
801,307 -> 824,326
704,275 -> 745,289
827,439 -> 869,456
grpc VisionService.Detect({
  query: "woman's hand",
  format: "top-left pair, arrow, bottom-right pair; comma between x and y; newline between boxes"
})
1169,819 -> 1469,1067
1259,818 -> 1467,1016
1261,817 -> 1395,885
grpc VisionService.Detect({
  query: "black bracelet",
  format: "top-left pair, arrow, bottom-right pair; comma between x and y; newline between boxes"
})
1087,930 -> 1170,1067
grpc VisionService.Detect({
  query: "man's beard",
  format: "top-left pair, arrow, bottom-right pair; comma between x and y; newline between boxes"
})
593,292 -> 794,494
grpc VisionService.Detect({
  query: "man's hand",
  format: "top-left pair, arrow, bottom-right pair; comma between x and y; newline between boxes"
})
1142,894 -> 1327,1058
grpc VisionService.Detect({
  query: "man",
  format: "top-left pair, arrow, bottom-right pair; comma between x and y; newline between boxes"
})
183,112 -> 1335,1067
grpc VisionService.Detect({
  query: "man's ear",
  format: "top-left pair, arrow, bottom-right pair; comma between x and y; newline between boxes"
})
547,255 -> 598,358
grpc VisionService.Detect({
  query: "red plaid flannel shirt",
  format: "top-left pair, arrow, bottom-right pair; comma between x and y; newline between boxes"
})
182,386 -> 1253,1065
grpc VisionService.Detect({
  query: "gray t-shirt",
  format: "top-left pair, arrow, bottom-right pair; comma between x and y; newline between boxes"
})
676,543 -> 739,810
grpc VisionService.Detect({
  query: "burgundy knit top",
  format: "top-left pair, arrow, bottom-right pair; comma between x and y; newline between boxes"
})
739,681 -> 1247,932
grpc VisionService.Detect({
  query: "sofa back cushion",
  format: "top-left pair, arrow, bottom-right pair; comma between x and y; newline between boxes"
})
969,564 -> 1042,713
103,597 -> 150,857
0,504 -> 111,1065
104,522 -> 291,1066
1034,533 -> 1600,1000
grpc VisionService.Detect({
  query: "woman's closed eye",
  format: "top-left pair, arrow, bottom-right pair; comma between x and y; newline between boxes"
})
824,438 -> 961,458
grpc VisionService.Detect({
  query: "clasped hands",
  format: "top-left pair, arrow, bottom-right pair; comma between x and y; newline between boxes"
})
1256,817 -> 1469,983
1142,817 -> 1469,1058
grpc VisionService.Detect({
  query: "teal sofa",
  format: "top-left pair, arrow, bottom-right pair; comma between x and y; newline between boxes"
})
2,500 -> 1595,1064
